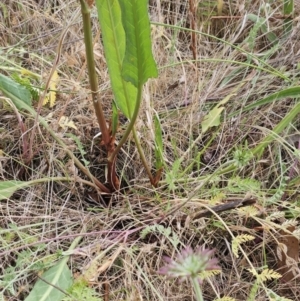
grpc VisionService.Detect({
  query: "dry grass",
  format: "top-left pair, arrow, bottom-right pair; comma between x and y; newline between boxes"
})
1,0 -> 300,300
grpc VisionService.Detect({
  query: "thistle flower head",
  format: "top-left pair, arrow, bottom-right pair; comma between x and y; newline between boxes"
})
159,246 -> 220,283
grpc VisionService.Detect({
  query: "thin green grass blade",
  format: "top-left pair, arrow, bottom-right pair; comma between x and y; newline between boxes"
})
118,0 -> 158,87
253,101 -> 300,157
95,0 -> 137,118
229,86 -> 300,117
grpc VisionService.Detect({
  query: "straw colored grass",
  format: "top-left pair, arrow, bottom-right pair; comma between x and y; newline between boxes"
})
1,0 -> 300,300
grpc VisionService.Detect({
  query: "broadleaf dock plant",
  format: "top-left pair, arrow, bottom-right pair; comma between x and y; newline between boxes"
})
82,0 -> 159,189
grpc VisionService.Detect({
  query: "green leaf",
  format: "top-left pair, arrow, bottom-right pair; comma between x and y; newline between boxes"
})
63,279 -> 103,301
201,106 -> 224,134
95,0 -> 137,118
165,159 -> 181,191
0,178 -> 71,201
202,82 -> 244,133
260,23 -> 278,44
0,181 -> 31,201
252,101 -> 300,157
284,0 -> 294,14
118,0 -> 158,87
0,73 -> 32,109
11,73 -> 39,101
25,260 -> 73,301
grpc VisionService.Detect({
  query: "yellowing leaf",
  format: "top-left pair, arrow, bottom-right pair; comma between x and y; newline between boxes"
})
201,81 -> 246,134
59,116 -> 77,130
259,269 -> 282,281
201,106 -> 224,134
20,68 -> 40,80
214,297 -> 237,301
237,206 -> 259,217
232,234 -> 255,258
198,269 -> 221,280
248,268 -> 282,282
44,70 -> 59,108
217,0 -> 224,15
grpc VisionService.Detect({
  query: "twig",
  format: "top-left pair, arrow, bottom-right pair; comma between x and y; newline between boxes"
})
191,197 -> 256,220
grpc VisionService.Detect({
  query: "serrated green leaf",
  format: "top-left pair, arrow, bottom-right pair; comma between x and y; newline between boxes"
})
0,73 -> 32,109
0,180 -> 31,200
95,0 -> 137,118
25,260 -> 73,301
11,73 -> 39,101
165,159 -> 180,191
118,0 -> 158,87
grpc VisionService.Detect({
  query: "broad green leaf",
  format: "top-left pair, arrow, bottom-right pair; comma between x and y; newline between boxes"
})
0,73 -> 31,109
118,0 -> 158,87
201,106 -> 224,134
201,82 -> 243,133
154,113 -> 163,170
95,0 -> 137,118
284,0 -> 294,15
25,259 -> 73,301
0,180 -> 31,200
